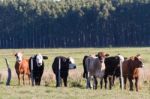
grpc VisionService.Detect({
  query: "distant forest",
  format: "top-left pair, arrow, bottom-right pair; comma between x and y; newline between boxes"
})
0,0 -> 150,48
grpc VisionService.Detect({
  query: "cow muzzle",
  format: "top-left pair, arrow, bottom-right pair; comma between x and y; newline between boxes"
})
69,64 -> 76,69
37,63 -> 42,67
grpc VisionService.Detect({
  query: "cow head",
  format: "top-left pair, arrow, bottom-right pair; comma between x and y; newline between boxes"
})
67,57 -> 76,69
33,54 -> 48,67
97,52 -> 109,63
134,56 -> 144,68
35,53 -> 43,67
15,52 -> 23,63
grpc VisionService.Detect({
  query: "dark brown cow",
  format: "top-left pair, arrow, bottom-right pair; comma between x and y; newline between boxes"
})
15,52 -> 30,85
123,55 -> 144,91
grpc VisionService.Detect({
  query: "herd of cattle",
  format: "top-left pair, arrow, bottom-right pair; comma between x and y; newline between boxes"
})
13,52 -> 144,92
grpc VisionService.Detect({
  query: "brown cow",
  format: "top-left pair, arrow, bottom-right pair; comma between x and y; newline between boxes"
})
15,52 -> 30,85
123,55 -> 144,91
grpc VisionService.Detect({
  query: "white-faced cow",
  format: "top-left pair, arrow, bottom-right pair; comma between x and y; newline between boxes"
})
52,56 -> 76,87
104,54 -> 124,90
29,53 -> 48,86
83,52 -> 107,89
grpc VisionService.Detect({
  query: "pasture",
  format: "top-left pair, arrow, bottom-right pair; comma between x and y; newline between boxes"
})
0,48 -> 150,99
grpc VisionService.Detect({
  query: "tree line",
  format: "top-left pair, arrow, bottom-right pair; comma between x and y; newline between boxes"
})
0,0 -> 150,48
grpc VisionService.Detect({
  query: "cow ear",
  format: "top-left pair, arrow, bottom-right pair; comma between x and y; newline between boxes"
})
95,54 -> 98,57
124,57 -> 128,60
105,54 -> 109,57
134,57 -> 139,60
43,56 -> 48,60
14,53 -> 17,56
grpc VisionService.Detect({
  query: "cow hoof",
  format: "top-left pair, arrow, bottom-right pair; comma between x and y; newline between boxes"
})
130,89 -> 134,91
93,87 -> 97,90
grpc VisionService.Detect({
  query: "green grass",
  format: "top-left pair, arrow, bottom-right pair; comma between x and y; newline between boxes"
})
0,84 -> 150,99
0,47 -> 150,99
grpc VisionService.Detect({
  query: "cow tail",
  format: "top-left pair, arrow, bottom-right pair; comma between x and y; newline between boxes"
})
83,56 -> 88,78
52,57 -> 58,74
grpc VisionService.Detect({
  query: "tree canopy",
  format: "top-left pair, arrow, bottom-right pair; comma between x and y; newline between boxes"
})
0,0 -> 150,48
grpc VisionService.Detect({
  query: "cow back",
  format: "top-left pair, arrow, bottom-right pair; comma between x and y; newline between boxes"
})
52,56 -> 69,76
105,56 -> 120,76
85,56 -> 105,77
15,59 -> 30,75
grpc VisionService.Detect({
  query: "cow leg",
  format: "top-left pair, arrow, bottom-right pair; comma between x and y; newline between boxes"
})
35,77 -> 41,86
28,74 -> 30,85
17,74 -> 20,85
124,77 -> 127,90
128,77 -> 133,91
108,76 -> 113,90
119,77 -> 122,89
56,75 -> 59,87
38,77 -> 42,85
35,78 -> 37,85
56,75 -> 62,87
100,78 -> 103,89
24,74 -> 27,85
104,76 -> 107,89
112,76 -> 115,86
86,77 -> 91,89
22,74 -> 25,85
86,72 -> 91,89
63,77 -> 68,87
135,77 -> 139,92
86,78 -> 89,89
93,76 -> 97,89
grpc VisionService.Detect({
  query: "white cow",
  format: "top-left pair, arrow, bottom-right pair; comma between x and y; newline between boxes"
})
84,52 -> 106,89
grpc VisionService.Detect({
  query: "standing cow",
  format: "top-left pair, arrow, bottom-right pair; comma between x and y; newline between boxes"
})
52,56 -> 76,87
104,55 -> 124,90
123,55 -> 144,91
83,52 -> 107,89
29,53 -> 48,86
14,52 -> 30,85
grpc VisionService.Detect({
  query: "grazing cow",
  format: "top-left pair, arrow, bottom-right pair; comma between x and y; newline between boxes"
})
14,52 -> 30,85
83,52 -> 107,89
123,55 -> 144,91
104,55 -> 124,90
52,56 -> 76,87
29,53 -> 48,86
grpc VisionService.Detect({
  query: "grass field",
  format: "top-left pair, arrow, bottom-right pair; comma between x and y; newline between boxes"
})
0,48 -> 150,99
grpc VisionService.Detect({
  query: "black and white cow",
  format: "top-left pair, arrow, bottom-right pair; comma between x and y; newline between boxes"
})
29,53 -> 48,86
52,56 -> 76,87
104,55 -> 124,89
